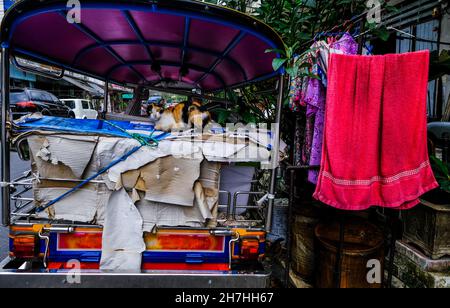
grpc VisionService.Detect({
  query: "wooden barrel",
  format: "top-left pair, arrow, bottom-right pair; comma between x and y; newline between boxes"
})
315,217 -> 384,288
291,213 -> 320,280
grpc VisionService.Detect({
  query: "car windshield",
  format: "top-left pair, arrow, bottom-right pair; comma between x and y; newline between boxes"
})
29,90 -> 50,101
62,100 -> 75,109
10,92 -> 28,104
49,93 -> 61,103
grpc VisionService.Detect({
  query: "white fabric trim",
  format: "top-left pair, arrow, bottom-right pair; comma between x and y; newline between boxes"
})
322,161 -> 431,186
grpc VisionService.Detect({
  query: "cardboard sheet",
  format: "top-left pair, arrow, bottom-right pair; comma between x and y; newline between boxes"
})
140,156 -> 202,206
27,131 -> 261,226
136,198 -> 204,232
28,135 -> 98,179
34,182 -> 110,223
99,188 -> 145,272
136,160 -> 221,231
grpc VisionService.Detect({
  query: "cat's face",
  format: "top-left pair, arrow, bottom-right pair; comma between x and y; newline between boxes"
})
148,104 -> 163,121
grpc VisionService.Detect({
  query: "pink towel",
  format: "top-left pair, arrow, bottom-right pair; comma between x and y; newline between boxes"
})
313,51 -> 438,210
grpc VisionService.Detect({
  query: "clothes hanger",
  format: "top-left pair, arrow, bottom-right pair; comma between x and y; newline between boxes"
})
387,26 -> 416,38
356,25 -> 417,39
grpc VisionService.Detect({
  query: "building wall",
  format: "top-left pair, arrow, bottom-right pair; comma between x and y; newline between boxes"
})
383,0 -> 449,120
440,3 -> 450,114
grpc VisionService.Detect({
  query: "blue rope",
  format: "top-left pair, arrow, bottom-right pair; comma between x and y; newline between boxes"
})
35,121 -> 171,213
36,145 -> 143,213
104,120 -> 159,147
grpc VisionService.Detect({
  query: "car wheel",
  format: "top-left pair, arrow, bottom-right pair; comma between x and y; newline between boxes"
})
68,112 -> 76,119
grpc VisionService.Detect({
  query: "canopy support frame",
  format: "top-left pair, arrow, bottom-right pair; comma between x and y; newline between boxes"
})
179,16 -> 191,81
103,79 -> 109,117
106,60 -> 227,89
71,40 -> 248,82
196,31 -> 247,85
266,74 -> 284,233
1,47 -> 11,226
55,11 -> 147,85
121,10 -> 164,82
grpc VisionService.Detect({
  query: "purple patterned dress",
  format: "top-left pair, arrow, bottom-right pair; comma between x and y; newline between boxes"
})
306,33 -> 358,184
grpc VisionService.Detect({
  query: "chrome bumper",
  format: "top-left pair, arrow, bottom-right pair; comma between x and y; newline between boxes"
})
0,257 -> 270,288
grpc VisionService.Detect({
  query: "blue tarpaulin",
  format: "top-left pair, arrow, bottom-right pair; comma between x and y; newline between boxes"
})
15,116 -> 169,141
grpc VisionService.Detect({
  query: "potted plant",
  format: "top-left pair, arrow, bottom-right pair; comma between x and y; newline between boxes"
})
402,156 -> 450,259
421,156 -> 450,204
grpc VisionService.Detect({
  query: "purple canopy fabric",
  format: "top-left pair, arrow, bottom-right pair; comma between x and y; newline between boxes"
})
1,0 -> 284,91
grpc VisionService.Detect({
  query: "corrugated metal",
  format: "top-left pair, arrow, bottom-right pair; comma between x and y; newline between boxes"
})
383,0 -> 440,29
396,18 -> 440,118
396,27 -> 413,53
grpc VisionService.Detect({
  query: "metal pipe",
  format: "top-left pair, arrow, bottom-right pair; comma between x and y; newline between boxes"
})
103,80 -> 109,118
232,191 -> 266,219
265,74 -> 284,232
284,168 -> 295,287
386,210 -> 400,288
334,212 -> 345,288
43,226 -> 75,233
209,230 -> 234,237
228,231 -> 240,270
1,47 -> 11,226
146,85 -> 233,104
357,20 -> 366,55
38,231 -> 50,268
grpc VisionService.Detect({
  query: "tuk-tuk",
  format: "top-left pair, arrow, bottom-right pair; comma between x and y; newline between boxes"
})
0,0 -> 285,287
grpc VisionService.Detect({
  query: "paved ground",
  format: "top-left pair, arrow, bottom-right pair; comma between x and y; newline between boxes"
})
0,151 -> 30,259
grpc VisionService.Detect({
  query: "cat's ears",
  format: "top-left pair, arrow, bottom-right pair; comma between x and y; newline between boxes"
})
188,105 -> 199,112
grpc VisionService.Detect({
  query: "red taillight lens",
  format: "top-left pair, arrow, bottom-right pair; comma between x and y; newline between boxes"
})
240,238 -> 260,260
11,234 -> 38,258
16,101 -> 37,109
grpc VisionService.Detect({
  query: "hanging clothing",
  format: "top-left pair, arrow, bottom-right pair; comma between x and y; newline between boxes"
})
304,72 -> 325,183
313,51 -> 438,210
302,113 -> 315,165
288,56 -> 310,112
306,34 -> 358,184
293,115 -> 305,166
288,75 -> 304,112
330,33 -> 359,56
315,33 -> 359,76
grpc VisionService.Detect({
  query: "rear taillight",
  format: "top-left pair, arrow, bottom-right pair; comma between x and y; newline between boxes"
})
239,237 -> 260,260
10,234 -> 38,259
16,101 -> 37,108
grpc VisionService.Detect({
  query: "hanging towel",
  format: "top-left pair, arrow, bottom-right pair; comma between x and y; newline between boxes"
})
313,51 -> 438,210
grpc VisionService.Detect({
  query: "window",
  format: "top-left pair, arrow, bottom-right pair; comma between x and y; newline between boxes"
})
49,93 -> 60,103
82,101 -> 90,109
10,92 -> 29,104
396,20 -> 440,119
29,90 -> 48,101
63,100 -> 76,109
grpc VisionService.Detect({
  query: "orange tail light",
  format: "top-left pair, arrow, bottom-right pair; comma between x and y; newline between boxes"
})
10,234 -> 38,259
240,237 -> 260,260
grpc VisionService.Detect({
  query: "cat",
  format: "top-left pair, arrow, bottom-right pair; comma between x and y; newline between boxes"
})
148,99 -> 211,132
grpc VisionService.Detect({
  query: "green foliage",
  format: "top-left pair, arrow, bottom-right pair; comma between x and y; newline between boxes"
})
215,85 -> 276,125
430,156 -> 450,194
430,50 -> 450,81
254,0 -> 394,79
210,0 -> 397,146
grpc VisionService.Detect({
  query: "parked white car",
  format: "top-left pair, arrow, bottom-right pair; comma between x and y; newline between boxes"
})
60,99 -> 98,119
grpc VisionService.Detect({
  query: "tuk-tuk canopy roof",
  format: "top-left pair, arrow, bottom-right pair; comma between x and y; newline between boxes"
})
1,0 -> 285,91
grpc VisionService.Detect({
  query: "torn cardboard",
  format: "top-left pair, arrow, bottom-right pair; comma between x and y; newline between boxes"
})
100,188 -> 145,272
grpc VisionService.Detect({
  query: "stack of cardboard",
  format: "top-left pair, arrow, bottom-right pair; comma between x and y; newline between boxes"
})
28,134 -> 221,227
